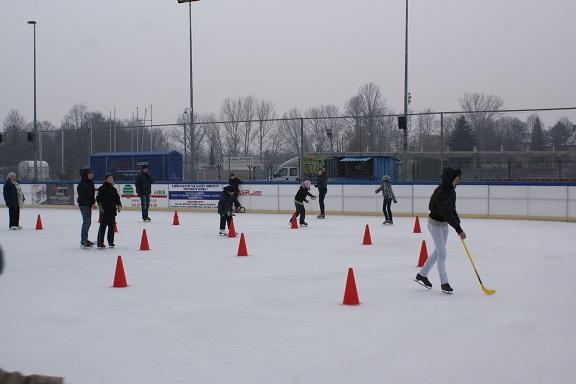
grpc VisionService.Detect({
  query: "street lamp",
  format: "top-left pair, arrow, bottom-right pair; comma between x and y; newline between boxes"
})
325,128 -> 334,153
177,0 -> 200,181
402,0 -> 409,153
27,20 -> 38,181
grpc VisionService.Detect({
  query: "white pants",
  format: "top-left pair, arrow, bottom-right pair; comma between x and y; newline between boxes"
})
420,219 -> 450,284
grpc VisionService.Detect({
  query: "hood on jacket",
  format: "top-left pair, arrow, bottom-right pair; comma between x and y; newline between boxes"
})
441,167 -> 461,188
79,168 -> 92,182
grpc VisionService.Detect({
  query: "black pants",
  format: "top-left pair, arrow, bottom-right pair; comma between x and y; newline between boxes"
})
383,199 -> 393,223
97,214 -> 116,246
294,203 -> 306,224
233,192 -> 241,209
8,206 -> 20,228
219,215 -> 232,230
318,188 -> 327,215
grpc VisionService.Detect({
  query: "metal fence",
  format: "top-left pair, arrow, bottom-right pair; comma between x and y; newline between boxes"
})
1,107 -> 575,182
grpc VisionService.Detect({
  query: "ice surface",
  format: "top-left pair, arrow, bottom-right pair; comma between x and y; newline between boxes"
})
0,209 -> 575,384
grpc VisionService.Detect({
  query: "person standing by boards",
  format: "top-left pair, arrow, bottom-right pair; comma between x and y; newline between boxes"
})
96,175 -> 122,249
228,173 -> 243,213
415,167 -> 466,294
135,165 -> 154,222
293,180 -> 316,227
77,168 -> 96,248
315,168 -> 328,219
3,172 -> 25,230
374,175 -> 397,225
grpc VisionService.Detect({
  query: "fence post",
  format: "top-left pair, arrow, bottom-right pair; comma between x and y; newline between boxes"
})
183,123 -> 187,181
300,118 -> 305,181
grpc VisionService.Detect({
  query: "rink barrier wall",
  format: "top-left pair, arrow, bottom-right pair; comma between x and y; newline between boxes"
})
0,181 -> 575,222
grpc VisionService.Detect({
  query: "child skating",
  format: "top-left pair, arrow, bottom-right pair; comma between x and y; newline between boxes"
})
218,186 -> 236,236
293,180 -> 316,227
374,175 -> 397,225
415,167 -> 466,294
96,174 -> 122,249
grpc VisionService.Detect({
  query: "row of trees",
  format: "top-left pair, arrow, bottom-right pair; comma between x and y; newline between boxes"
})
1,86 -> 575,179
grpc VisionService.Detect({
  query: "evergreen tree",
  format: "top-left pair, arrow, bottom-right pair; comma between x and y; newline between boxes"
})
530,116 -> 546,151
448,116 -> 476,151
548,118 -> 572,150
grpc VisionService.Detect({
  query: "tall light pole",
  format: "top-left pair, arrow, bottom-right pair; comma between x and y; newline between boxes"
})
403,0 -> 409,153
27,20 -> 38,181
178,0 -> 200,180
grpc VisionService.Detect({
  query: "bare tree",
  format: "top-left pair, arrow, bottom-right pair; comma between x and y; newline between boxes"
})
282,108 -> 307,156
255,100 -> 276,161
220,97 -> 243,156
345,83 -> 388,152
241,96 -> 257,156
459,93 -> 504,150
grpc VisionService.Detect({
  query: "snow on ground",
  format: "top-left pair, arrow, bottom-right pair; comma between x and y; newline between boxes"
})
0,208 -> 575,384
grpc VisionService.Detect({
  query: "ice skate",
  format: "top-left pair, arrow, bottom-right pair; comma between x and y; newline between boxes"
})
415,273 -> 432,289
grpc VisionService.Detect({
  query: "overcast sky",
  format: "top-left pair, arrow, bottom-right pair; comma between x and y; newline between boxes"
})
1,0 -> 575,127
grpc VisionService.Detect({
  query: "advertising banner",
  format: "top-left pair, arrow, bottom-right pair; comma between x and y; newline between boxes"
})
169,184 -> 222,209
46,184 -> 75,205
117,184 -> 169,209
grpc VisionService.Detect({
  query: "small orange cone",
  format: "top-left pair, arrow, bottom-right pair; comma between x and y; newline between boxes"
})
228,218 -> 237,238
139,229 -> 150,251
173,210 -> 180,225
290,214 -> 298,229
114,223 -> 119,233
362,224 -> 372,245
413,216 -> 422,233
237,233 -> 248,256
35,214 -> 43,230
417,240 -> 428,267
342,268 -> 360,305
112,256 -> 128,288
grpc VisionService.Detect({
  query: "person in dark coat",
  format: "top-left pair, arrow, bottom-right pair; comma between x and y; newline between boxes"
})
77,168 -> 96,247
228,173 -> 242,211
375,175 -> 397,225
293,180 -> 316,227
218,186 -> 236,236
3,172 -> 25,230
415,167 -> 466,294
315,168 -> 328,219
135,165 -> 154,222
96,174 -> 122,249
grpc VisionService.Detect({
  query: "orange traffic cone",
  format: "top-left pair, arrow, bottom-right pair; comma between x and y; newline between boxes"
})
112,256 -> 128,288
35,214 -> 43,230
413,216 -> 422,233
228,218 -> 237,238
237,233 -> 248,256
290,214 -> 298,229
139,229 -> 150,251
114,223 -> 119,233
342,268 -> 360,305
173,210 -> 180,226
417,240 -> 428,267
362,224 -> 372,245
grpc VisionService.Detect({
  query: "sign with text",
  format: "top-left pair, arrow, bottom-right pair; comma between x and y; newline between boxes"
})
117,184 -> 169,208
169,184 -> 222,209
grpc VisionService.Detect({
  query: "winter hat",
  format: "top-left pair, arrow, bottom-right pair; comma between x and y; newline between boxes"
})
229,173 -> 235,177
223,185 -> 235,193
6,172 -> 16,180
104,174 -> 113,180
303,180 -> 311,189
382,175 -> 390,182
141,164 -> 149,170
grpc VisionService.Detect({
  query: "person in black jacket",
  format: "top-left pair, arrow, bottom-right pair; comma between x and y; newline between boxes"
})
415,167 -> 466,294
228,173 -> 242,212
96,174 -> 122,249
315,168 -> 328,219
135,165 -> 154,222
77,168 -> 96,248
293,180 -> 316,227
3,172 -> 25,230
218,186 -> 236,236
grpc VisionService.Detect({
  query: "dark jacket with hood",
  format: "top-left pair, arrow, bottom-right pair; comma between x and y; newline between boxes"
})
77,168 -> 96,207
218,187 -> 235,216
294,186 -> 314,204
3,181 -> 19,208
96,181 -> 122,217
315,172 -> 328,190
228,176 -> 242,193
429,168 -> 463,234
135,171 -> 154,196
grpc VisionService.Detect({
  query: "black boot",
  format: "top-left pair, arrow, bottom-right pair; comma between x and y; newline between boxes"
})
415,273 -> 432,289
441,283 -> 454,294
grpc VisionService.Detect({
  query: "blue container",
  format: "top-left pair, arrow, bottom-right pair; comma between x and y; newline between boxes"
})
372,156 -> 398,181
90,151 -> 183,182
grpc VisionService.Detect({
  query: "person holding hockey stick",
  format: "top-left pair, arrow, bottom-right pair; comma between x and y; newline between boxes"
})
218,186 -> 236,236
374,175 -> 397,225
96,174 -> 122,249
415,167 -> 466,294
293,180 -> 316,227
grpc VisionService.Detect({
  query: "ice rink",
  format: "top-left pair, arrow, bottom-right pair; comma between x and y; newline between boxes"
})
0,208 -> 574,384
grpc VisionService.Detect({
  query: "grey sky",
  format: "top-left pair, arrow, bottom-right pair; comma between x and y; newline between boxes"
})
1,0 -> 575,127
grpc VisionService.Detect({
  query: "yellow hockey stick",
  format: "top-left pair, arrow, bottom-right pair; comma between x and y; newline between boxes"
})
460,239 -> 496,295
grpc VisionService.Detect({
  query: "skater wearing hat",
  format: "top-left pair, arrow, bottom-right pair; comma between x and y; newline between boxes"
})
96,174 -> 122,249
415,167 -> 466,294
3,172 -> 25,230
293,180 -> 316,227
218,185 -> 236,236
375,175 -> 397,225
228,173 -> 243,212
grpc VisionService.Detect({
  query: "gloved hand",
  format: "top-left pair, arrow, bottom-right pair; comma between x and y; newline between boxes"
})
394,200 -> 397,204
311,195 -> 317,200
117,206 -> 122,213
304,199 -> 309,204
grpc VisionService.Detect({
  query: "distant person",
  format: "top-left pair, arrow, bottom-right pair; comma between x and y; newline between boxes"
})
135,165 -> 153,222
228,173 -> 242,212
96,174 -> 122,249
315,168 -> 328,219
3,172 -> 25,230
375,175 -> 397,225
77,168 -> 96,248
218,186 -> 236,236
292,180 -> 316,227
415,167 -> 466,294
